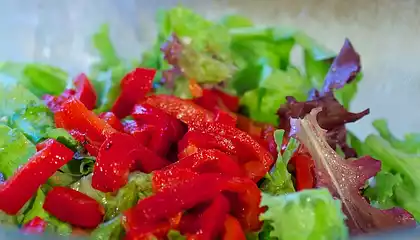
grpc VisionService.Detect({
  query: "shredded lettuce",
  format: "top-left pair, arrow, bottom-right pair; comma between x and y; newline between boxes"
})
260,189 -> 348,240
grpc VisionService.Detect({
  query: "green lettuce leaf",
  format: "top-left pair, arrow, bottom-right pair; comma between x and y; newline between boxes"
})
0,125 -> 36,179
260,129 -> 295,195
363,134 -> 420,220
71,172 -> 153,221
240,66 -> 310,125
260,189 -> 348,240
371,119 -> 420,154
0,62 -> 68,97
91,217 -> 124,240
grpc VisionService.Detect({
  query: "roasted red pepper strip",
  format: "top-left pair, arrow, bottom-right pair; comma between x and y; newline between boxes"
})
212,89 -> 239,112
134,144 -> 172,174
289,153 -> 315,191
125,220 -> 171,240
98,112 -> 124,132
178,131 -> 236,160
145,95 -> 214,125
214,110 -> 237,127
55,97 -> 116,143
172,149 -> 244,177
223,177 -> 262,231
124,174 -> 261,233
92,132 -> 140,192
132,103 -> 186,157
21,217 -> 47,234
222,215 -> 246,240
0,139 -> 73,214
122,120 -> 154,146
236,115 -> 262,140
111,68 -> 156,119
190,123 -> 274,182
74,73 -> 97,110
43,187 -> 104,228
152,168 -> 199,193
196,195 -> 230,240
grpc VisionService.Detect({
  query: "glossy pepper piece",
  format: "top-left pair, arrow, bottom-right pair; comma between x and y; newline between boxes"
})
0,139 -> 74,214
145,95 -> 214,126
92,132 -> 140,192
21,217 -> 47,234
122,120 -> 154,146
214,110 -> 237,127
289,152 -> 315,191
194,88 -> 239,113
190,123 -> 274,182
73,73 -> 97,110
98,112 -> 124,132
171,149 -> 243,177
43,187 -> 104,228
125,220 -> 172,240
132,103 -> 186,157
152,168 -> 199,193
55,97 -> 116,143
236,114 -> 263,140
111,68 -> 156,119
124,174 -> 262,233
195,195 -> 230,240
222,215 -> 246,240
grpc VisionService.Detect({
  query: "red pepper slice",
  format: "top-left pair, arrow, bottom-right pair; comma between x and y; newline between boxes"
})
98,112 -> 124,132
152,168 -> 199,193
0,139 -> 73,214
223,177 -> 262,231
43,187 -> 104,228
55,97 -> 116,143
212,89 -> 239,112
125,220 -> 171,240
132,103 -> 186,157
236,115 -> 262,140
222,215 -> 246,240
122,120 -> 155,146
111,68 -> 156,119
124,174 -> 261,233
91,132 -> 140,192
73,73 -> 97,110
145,95 -> 214,126
21,217 -> 47,234
214,110 -> 237,127
173,149 -> 244,177
289,153 -> 315,191
196,195 -> 230,240
134,144 -> 172,174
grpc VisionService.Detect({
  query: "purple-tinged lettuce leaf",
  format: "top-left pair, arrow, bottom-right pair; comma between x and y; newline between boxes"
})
290,108 -> 415,235
278,93 -> 369,158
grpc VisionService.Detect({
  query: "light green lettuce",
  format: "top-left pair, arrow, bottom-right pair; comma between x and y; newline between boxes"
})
260,189 -> 348,240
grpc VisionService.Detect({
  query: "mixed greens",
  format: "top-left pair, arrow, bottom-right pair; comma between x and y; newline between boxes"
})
0,5 -> 418,240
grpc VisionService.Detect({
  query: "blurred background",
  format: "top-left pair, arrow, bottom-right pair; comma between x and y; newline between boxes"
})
1,0 -> 420,140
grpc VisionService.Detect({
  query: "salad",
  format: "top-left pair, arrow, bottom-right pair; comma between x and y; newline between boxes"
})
0,6 -> 418,240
